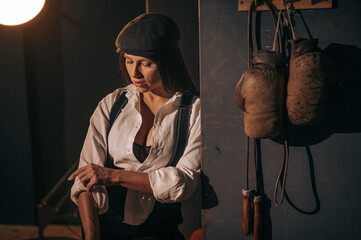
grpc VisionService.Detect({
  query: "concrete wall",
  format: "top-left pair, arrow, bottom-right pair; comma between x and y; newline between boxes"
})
199,0 -> 361,239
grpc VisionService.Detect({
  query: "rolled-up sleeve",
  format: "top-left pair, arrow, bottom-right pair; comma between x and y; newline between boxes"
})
70,90 -> 121,214
149,98 -> 201,203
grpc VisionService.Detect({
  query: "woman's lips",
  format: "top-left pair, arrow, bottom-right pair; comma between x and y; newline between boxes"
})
133,81 -> 146,87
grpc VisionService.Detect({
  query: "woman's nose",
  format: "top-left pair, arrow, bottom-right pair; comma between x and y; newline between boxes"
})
130,65 -> 142,78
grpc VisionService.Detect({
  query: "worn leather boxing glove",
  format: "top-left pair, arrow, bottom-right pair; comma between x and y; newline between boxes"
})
235,50 -> 285,139
286,39 -> 336,125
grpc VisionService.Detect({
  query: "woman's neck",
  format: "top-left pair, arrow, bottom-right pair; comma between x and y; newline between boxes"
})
141,90 -> 174,114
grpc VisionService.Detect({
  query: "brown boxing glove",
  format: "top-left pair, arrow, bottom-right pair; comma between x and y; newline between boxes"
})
234,0 -> 285,139
252,195 -> 262,240
242,189 -> 253,236
235,50 -> 285,139
286,39 -> 336,125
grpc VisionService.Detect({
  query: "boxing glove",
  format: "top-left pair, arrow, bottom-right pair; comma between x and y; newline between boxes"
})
235,50 -> 285,139
286,39 -> 336,125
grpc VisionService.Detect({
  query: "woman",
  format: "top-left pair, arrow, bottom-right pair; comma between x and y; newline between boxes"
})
68,13 -> 201,240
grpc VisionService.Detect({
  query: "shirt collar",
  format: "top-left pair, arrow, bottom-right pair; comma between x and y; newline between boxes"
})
125,84 -> 182,109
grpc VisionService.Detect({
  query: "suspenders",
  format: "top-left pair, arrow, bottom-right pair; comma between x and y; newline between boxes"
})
102,89 -> 194,221
106,89 -> 194,168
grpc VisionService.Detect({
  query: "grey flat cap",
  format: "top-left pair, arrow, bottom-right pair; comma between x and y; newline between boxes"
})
115,13 -> 180,56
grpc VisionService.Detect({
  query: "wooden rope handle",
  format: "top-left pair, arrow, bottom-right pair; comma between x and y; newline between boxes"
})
242,189 -> 253,236
252,196 -> 262,240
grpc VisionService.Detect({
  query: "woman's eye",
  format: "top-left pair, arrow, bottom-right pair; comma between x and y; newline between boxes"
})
142,63 -> 152,67
126,61 -> 133,64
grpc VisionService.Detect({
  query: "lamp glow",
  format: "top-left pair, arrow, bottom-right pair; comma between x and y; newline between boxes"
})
0,0 -> 46,26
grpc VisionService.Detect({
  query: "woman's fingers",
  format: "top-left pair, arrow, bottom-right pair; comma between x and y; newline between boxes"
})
68,163 -> 114,188
68,169 -> 79,180
78,172 -> 92,187
68,164 -> 96,181
68,165 -> 87,180
86,177 -> 99,191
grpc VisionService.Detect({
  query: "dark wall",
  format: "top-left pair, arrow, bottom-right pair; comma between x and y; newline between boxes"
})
149,0 -> 200,90
147,1 -> 201,239
0,0 -> 145,224
0,1 -> 200,236
0,25 -> 34,224
200,0 -> 361,239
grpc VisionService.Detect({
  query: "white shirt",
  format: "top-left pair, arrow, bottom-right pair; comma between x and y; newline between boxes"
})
70,84 -> 201,225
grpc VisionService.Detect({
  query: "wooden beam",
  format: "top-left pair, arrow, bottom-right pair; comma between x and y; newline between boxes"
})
238,0 -> 333,11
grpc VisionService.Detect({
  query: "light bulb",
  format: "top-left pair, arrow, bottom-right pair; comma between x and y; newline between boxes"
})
0,0 -> 46,26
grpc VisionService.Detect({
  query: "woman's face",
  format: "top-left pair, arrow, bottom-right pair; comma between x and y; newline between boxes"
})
124,53 -> 163,94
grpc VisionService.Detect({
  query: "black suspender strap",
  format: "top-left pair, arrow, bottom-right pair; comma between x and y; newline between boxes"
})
105,89 -> 128,169
166,93 -> 193,167
109,89 -> 128,128
107,90 -> 194,168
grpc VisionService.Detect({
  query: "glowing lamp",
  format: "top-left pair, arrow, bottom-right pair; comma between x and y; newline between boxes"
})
0,0 -> 46,26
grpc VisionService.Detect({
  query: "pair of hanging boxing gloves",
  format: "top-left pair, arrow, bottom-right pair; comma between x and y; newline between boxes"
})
235,1 -> 336,140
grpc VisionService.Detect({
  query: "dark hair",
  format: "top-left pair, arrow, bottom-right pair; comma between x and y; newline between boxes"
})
119,45 -> 199,96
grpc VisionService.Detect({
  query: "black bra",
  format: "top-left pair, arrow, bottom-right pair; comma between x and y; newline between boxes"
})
132,142 -> 151,163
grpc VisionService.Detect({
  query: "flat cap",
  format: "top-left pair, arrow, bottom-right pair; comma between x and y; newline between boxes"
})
115,13 -> 180,56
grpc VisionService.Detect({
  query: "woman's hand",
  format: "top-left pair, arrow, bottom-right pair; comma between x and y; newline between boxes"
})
69,163 -> 153,194
68,164 -> 116,191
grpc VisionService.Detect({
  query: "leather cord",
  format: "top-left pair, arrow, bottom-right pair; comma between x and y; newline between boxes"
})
283,0 -> 296,40
248,0 -> 283,68
274,139 -> 289,207
242,138 -> 252,236
283,0 -> 313,40
272,10 -> 283,52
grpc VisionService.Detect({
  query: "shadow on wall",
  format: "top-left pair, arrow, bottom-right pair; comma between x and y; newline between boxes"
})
272,43 -> 361,147
201,172 -> 219,210
264,43 -> 361,239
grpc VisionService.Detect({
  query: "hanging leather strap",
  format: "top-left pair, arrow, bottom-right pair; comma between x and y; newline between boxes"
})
283,0 -> 313,40
274,139 -> 289,207
242,136 -> 252,236
248,0 -> 283,68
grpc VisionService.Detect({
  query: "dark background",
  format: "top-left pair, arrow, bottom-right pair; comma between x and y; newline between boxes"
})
1,0 -> 361,239
0,0 -> 200,238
